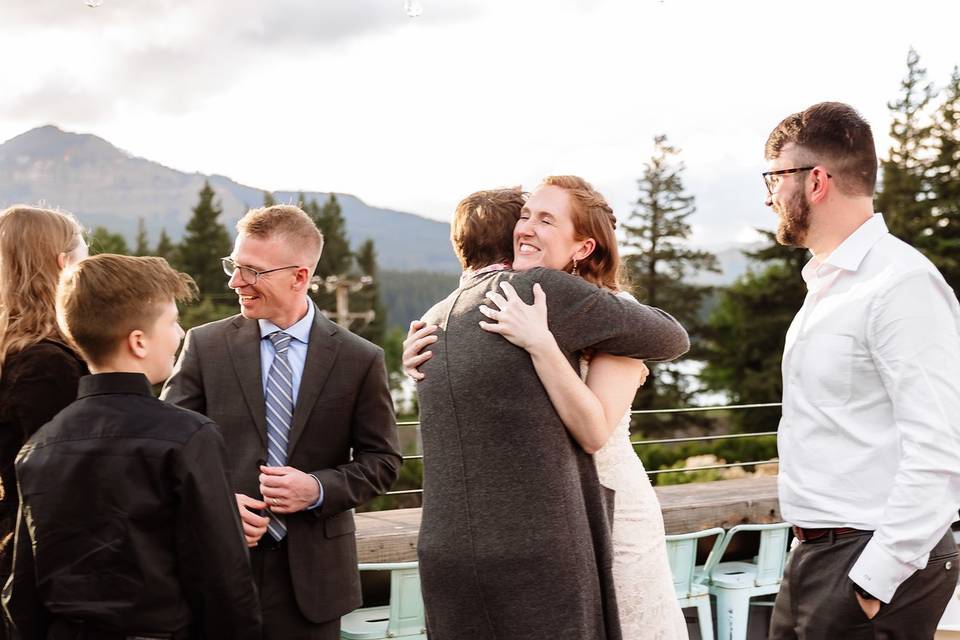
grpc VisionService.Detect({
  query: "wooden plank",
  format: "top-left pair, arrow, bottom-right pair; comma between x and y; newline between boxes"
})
657,475 -> 780,534
356,476 -> 780,563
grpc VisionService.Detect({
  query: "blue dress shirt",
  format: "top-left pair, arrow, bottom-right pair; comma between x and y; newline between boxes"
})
258,299 -> 324,509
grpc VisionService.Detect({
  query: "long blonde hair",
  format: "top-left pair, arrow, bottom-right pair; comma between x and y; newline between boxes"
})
0,206 -> 84,376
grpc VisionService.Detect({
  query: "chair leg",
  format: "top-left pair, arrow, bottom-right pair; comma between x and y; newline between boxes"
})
696,600 -> 714,640
713,588 -> 752,640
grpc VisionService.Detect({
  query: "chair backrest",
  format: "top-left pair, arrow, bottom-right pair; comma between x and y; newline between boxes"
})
664,528 -> 726,598
702,522 -> 791,587
358,562 -> 426,637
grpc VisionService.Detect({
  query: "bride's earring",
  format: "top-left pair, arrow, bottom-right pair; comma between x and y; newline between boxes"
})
571,259 -> 579,276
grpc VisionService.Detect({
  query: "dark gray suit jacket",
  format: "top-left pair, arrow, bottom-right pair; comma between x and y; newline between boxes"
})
161,305 -> 402,623
416,268 -> 689,640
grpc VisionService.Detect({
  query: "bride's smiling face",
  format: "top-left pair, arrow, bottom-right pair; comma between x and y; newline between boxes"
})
513,185 -> 591,272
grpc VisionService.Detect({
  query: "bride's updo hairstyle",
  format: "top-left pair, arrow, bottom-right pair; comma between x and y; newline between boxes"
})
540,175 -> 624,292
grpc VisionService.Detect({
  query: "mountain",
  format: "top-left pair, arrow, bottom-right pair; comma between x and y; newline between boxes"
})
688,243 -> 764,287
0,125 -> 460,272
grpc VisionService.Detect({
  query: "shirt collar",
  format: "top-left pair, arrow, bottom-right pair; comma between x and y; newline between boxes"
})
77,372 -> 154,399
258,298 -> 315,345
459,262 -> 511,288
802,213 -> 888,285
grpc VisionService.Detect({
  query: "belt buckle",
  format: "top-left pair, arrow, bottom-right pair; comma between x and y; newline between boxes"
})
793,526 -> 828,543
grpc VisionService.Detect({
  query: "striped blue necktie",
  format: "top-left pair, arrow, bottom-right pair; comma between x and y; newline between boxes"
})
265,331 -> 294,540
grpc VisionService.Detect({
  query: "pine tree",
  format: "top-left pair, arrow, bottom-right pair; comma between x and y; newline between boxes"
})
929,66 -> 960,291
308,194 -> 354,313
133,218 -> 150,256
700,232 -> 808,432
155,228 -> 176,262
315,195 -> 352,277
622,135 -> 719,415
876,48 -> 938,244
179,181 -> 233,296
88,227 -> 130,255
354,239 -> 387,345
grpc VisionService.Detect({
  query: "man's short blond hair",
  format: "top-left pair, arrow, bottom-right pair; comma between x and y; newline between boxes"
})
237,205 -> 324,274
57,254 -> 197,366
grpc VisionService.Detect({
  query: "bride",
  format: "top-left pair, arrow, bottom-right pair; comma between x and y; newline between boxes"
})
405,175 -> 688,639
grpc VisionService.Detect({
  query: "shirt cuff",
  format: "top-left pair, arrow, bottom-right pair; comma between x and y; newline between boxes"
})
308,474 -> 324,510
848,538 -> 921,603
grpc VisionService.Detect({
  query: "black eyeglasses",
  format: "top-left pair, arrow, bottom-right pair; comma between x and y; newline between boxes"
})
761,166 -> 831,195
221,257 -> 300,285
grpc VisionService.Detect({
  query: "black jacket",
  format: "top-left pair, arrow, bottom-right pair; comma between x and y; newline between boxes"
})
0,339 -> 87,591
1,373 -> 261,640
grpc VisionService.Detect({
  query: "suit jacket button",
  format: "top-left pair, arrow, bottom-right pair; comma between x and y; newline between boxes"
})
946,561 -> 953,570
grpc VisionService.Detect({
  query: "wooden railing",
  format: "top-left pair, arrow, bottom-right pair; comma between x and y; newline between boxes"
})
356,475 -> 780,563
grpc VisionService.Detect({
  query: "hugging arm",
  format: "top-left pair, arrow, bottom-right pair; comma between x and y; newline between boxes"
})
534,268 -> 689,361
480,282 -> 648,453
402,269 -> 688,379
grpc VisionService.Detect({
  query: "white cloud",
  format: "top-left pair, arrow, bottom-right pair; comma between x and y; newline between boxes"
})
1,0 -> 959,245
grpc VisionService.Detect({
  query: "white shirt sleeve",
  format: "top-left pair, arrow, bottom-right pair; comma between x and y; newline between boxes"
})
848,270 -> 960,602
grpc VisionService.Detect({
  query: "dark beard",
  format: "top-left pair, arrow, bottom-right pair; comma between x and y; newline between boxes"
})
775,189 -> 810,247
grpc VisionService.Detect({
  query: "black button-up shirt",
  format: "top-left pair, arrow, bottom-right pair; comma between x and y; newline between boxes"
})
2,373 -> 261,639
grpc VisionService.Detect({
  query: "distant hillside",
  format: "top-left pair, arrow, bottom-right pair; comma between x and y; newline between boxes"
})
0,125 -> 460,272
379,270 -> 459,328
688,243 -> 764,287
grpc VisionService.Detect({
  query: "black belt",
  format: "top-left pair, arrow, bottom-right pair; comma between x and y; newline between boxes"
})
792,526 -> 870,543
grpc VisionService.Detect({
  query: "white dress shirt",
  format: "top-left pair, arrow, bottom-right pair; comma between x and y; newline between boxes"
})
258,299 -> 324,509
778,213 -> 960,603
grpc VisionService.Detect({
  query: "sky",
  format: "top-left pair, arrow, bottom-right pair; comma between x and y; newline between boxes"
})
1,0 -> 959,249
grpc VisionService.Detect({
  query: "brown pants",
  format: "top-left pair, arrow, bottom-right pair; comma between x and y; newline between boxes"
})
250,539 -> 340,640
770,529 -> 958,640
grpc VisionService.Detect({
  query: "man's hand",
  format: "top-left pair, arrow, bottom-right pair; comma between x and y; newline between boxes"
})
235,493 -> 269,548
403,320 -> 438,381
855,592 -> 881,620
259,465 -> 321,514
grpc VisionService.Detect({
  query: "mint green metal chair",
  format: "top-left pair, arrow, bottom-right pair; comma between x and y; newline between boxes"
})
341,562 -> 427,639
665,527 -> 726,640
701,522 -> 791,640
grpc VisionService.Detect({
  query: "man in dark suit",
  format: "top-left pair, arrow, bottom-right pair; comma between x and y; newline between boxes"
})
162,205 -> 402,639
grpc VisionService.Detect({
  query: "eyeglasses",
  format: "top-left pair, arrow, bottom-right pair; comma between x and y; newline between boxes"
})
221,257 -> 300,285
761,166 -> 831,195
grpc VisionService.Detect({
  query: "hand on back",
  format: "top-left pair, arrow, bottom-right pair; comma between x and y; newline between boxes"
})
403,321 -> 438,381
479,282 -> 553,354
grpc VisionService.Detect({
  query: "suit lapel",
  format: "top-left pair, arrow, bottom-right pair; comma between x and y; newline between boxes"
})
288,311 -> 340,454
226,317 -> 267,447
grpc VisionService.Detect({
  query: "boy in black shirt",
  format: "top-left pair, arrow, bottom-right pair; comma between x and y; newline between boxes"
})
2,254 -> 261,640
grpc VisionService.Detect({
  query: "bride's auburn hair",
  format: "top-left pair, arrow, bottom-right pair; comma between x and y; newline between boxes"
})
540,175 -> 625,292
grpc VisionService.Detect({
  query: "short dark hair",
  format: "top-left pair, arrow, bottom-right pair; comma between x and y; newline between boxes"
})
765,102 -> 878,197
57,254 -> 197,366
451,188 -> 525,270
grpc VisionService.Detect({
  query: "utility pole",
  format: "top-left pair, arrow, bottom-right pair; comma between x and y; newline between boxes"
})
315,274 -> 376,329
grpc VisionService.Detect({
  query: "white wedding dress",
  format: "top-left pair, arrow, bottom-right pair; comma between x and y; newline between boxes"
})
582,357 -> 689,640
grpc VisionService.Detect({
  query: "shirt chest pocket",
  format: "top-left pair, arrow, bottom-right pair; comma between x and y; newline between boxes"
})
799,334 -> 854,407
